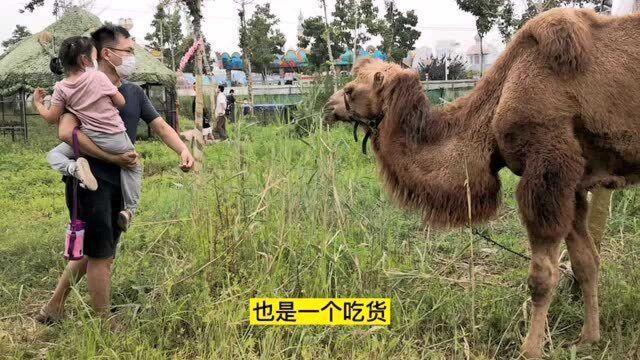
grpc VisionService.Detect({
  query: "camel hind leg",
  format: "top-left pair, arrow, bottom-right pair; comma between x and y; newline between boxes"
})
566,190 -> 601,344
503,121 -> 585,358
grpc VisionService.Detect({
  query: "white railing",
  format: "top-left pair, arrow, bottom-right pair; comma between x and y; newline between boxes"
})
176,79 -> 479,97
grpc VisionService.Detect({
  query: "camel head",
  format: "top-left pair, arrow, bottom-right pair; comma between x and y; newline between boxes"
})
324,59 -> 392,125
325,59 -> 427,153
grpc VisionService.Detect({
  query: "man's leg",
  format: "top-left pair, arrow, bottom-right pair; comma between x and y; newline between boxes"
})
86,257 -> 114,318
41,257 -> 88,319
216,115 -> 228,140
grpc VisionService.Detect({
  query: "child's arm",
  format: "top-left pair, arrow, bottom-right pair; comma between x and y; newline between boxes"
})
110,91 -> 126,110
33,88 -> 64,124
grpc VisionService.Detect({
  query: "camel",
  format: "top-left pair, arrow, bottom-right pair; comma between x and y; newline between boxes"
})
325,7 -> 640,359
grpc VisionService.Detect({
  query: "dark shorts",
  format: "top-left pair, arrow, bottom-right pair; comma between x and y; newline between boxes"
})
65,177 -> 123,259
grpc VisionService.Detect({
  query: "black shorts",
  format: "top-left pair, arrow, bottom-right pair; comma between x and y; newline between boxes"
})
65,177 -> 123,259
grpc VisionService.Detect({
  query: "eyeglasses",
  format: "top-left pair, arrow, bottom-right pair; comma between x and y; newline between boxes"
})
107,47 -> 135,55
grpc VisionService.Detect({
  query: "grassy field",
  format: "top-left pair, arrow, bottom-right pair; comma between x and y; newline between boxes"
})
1,112 -> 640,359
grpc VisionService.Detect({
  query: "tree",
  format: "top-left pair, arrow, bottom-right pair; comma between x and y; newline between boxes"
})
418,55 -> 468,81
298,16 -> 343,70
332,0 -> 380,54
243,3 -> 286,80
145,2 -> 183,70
378,1 -> 421,63
455,0 -> 502,75
20,0 -> 94,17
2,25 -> 32,50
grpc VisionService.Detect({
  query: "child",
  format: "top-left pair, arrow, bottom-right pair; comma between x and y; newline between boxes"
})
33,36 -> 141,231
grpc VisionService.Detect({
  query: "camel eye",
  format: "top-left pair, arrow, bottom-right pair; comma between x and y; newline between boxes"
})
344,87 -> 354,96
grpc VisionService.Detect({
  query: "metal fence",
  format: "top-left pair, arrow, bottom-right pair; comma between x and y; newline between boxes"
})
0,92 -> 29,141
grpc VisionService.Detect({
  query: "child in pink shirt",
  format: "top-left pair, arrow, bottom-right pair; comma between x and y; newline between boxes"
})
33,36 -> 140,231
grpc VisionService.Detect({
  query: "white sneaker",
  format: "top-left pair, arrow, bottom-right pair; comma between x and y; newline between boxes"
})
72,158 -> 98,191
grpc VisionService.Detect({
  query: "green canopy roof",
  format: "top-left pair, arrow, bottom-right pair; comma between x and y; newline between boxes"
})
0,7 -> 175,95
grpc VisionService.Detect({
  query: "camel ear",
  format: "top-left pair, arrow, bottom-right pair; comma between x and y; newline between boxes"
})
373,72 -> 384,89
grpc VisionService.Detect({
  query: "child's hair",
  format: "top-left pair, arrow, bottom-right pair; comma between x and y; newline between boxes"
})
50,36 -> 95,75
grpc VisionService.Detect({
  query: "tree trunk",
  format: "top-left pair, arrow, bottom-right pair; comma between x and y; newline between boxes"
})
187,0 -> 205,173
479,35 -> 484,77
168,17 -> 176,70
352,0 -> 358,69
239,2 -> 255,115
321,0 -> 338,92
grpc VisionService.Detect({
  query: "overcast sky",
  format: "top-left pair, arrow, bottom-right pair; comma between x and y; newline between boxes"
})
0,0 -> 507,54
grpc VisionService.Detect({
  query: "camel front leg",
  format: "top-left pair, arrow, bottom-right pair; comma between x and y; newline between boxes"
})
522,238 -> 563,359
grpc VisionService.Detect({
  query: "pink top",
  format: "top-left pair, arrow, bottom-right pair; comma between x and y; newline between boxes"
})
50,70 -> 125,134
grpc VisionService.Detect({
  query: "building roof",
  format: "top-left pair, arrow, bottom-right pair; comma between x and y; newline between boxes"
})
221,52 -> 244,71
335,47 -> 387,66
0,7 -> 176,95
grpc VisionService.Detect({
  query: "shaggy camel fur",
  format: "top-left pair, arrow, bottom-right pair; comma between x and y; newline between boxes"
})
325,7 -> 640,359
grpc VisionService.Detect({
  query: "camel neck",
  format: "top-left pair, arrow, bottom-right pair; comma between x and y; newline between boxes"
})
370,74 -> 502,228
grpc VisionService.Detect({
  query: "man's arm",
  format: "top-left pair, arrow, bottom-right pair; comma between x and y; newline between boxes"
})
149,117 -> 194,172
58,113 -> 138,169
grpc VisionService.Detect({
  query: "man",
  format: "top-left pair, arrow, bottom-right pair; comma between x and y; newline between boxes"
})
36,25 -> 194,324
226,89 -> 236,123
214,85 -> 228,140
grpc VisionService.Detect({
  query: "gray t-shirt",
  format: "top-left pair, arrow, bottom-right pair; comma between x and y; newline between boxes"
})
88,81 -> 160,186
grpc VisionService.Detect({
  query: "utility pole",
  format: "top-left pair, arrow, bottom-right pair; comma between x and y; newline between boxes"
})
235,0 -> 255,115
321,0 -> 338,92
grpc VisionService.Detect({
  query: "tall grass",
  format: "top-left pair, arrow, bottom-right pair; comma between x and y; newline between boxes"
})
1,86 -> 640,359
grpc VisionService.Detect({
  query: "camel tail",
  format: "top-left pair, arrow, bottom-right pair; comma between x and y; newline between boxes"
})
522,8 -> 595,77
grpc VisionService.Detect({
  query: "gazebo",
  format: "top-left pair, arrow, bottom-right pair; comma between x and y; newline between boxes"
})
0,7 -> 177,141
269,49 -> 308,84
335,47 -> 388,72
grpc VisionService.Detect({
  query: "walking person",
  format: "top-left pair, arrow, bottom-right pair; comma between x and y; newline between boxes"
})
214,85 -> 228,140
226,89 -> 236,123
242,99 -> 250,116
35,25 -> 194,325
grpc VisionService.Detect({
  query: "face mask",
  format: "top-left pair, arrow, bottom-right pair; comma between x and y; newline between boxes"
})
108,50 -> 136,79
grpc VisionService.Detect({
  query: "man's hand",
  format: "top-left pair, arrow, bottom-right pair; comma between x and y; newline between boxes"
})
180,149 -> 194,172
110,151 -> 139,170
33,88 -> 46,107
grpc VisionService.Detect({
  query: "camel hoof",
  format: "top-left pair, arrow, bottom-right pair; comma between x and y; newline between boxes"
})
521,346 -> 543,359
576,332 -> 600,346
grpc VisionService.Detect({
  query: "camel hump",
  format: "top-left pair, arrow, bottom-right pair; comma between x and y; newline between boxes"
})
523,8 -> 595,76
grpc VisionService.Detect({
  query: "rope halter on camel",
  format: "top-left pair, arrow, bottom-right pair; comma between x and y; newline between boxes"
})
343,91 -> 385,155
